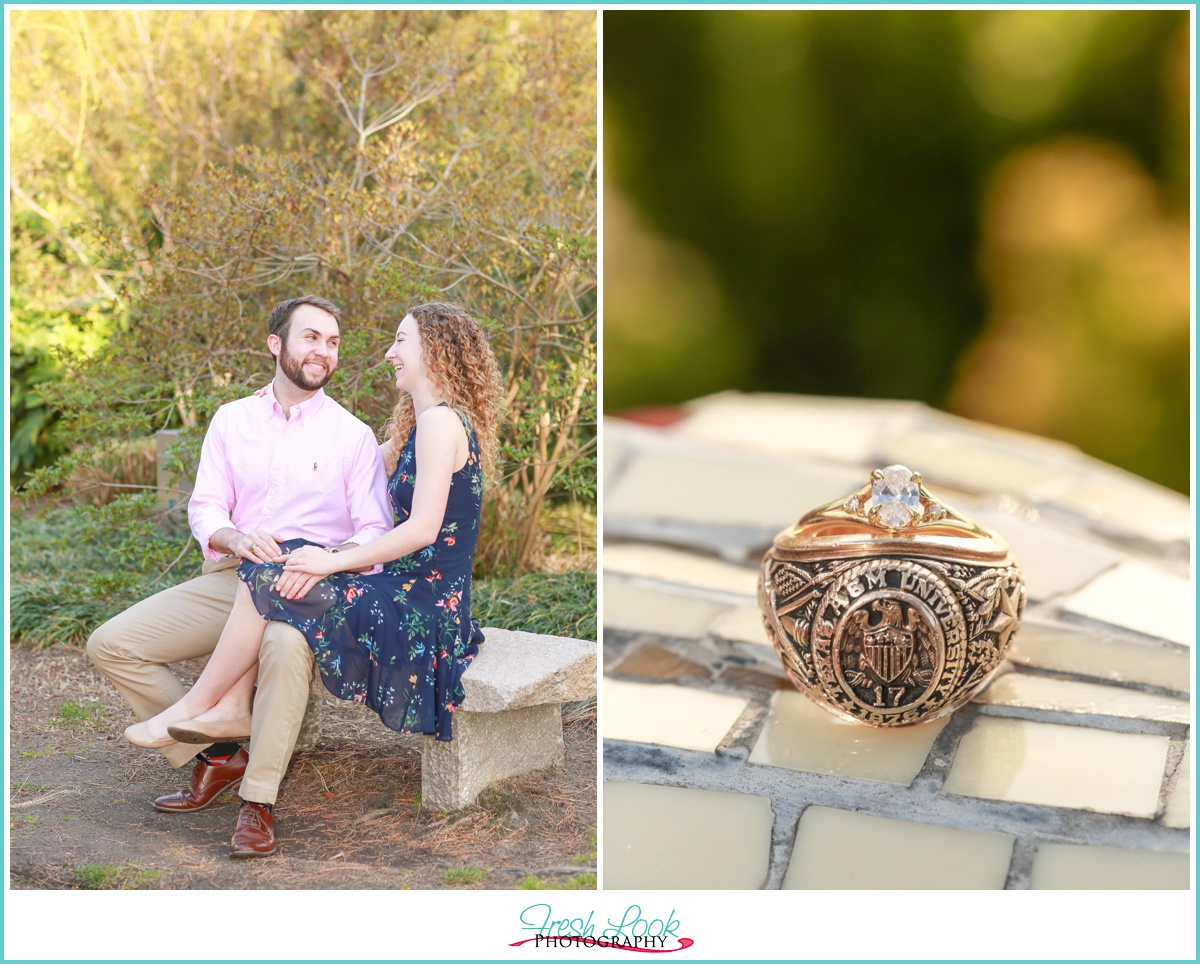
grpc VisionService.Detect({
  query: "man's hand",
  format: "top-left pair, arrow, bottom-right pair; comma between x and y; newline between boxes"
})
273,569 -> 325,601
211,527 -> 287,565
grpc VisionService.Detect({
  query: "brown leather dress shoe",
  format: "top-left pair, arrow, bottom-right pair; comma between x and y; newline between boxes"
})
230,800 -> 276,858
151,747 -> 248,813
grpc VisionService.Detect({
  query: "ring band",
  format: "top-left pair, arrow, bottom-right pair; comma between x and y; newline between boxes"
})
758,464 -> 1025,727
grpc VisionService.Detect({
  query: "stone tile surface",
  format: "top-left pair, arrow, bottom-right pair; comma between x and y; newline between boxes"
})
975,672 -> 1190,724
709,603 -> 771,647
1034,472 -> 1191,544
606,451 -> 858,528
1029,843 -> 1190,890
604,439 -> 628,487
944,717 -> 1170,817
1007,621 -> 1192,694
717,666 -> 792,691
783,807 -> 1013,889
749,690 -> 947,785
603,781 -> 773,889
676,392 -> 923,464
1163,751 -> 1190,830
880,426 -> 1073,498
604,578 -> 730,639
970,506 -> 1121,601
1058,561 -> 1193,646
603,544 -> 758,597
609,643 -> 712,682
603,678 -> 749,753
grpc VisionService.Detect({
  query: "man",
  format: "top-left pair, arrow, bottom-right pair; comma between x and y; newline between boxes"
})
88,295 -> 392,857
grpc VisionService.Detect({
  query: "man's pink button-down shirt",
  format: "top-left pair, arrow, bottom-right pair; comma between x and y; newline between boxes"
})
188,383 -> 393,564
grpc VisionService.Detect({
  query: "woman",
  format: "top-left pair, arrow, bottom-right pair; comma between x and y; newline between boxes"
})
125,301 -> 502,746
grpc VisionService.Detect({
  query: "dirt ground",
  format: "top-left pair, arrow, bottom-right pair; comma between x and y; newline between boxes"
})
8,643 -> 596,891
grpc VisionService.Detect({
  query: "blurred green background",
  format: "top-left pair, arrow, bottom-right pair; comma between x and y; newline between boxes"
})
604,10 -> 1190,494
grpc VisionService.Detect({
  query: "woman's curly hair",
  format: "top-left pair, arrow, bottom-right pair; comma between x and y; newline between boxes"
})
385,302 -> 503,486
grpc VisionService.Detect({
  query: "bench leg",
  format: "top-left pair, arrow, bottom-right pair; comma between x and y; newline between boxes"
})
420,704 -> 564,811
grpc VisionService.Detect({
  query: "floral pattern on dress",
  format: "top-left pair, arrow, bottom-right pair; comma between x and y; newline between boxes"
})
237,406 -> 484,740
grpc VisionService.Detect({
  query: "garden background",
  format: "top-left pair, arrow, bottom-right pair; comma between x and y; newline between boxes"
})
11,9 -> 597,647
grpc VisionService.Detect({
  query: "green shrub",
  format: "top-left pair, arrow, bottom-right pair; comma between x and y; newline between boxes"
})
472,569 -> 596,641
11,503 -> 197,648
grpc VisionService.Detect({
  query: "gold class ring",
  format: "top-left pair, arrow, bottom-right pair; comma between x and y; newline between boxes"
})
758,464 -> 1025,727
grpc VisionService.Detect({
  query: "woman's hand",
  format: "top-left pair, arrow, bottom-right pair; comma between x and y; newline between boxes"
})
273,568 -> 325,601
282,545 -> 340,578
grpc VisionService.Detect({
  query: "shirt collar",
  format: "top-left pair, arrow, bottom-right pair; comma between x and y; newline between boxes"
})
257,380 -> 327,421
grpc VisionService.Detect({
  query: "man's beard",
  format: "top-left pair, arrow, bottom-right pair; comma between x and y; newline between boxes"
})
280,342 -> 334,391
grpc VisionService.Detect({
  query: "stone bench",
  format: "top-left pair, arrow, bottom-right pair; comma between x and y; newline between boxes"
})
294,627 -> 596,811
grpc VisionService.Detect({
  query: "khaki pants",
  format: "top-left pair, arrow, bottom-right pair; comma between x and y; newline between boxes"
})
86,559 -> 314,805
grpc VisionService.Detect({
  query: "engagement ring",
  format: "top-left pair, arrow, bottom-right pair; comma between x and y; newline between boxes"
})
758,465 -> 1025,727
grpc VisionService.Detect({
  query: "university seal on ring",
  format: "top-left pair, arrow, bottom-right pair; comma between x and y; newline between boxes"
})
811,559 -> 966,724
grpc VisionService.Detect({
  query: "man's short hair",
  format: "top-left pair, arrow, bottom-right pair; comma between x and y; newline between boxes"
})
267,295 -> 342,342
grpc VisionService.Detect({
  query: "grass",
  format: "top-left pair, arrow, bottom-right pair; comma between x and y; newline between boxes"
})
562,697 -> 596,728
19,748 -> 54,758
441,866 -> 486,887
74,862 -> 162,890
517,872 -> 596,890
473,569 -> 596,641
54,699 -> 104,726
573,829 -> 597,865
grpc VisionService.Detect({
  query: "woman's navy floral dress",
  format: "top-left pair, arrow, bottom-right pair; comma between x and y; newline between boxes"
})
238,407 -> 484,741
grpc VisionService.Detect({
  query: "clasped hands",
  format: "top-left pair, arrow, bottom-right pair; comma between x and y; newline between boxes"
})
233,529 -> 342,601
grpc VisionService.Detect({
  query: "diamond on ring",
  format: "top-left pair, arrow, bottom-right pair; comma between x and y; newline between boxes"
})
865,464 -> 923,529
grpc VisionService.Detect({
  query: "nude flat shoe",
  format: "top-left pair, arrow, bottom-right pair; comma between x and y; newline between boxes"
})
168,716 -> 253,744
124,721 -> 177,749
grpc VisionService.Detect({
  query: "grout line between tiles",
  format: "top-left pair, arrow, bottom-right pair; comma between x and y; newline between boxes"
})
973,702 -> 1189,738
763,799 -> 807,891
1006,662 -> 1190,700
910,705 -> 979,794
1156,736 -> 1190,820
604,740 -> 1191,853
1004,838 -> 1038,890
